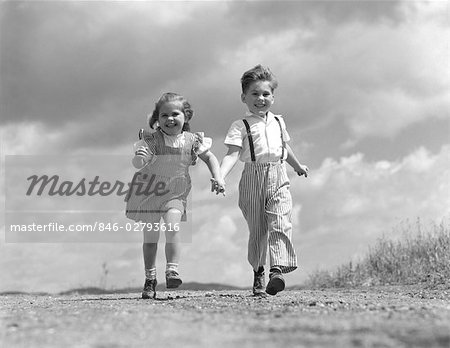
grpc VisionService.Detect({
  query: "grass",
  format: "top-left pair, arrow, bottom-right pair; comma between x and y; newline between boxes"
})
305,218 -> 450,289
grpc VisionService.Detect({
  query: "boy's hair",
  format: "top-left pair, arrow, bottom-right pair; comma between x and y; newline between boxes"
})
149,92 -> 193,132
241,64 -> 278,94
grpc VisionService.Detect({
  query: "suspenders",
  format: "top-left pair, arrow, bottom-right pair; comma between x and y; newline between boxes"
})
242,119 -> 256,162
242,116 -> 285,163
274,117 -> 286,161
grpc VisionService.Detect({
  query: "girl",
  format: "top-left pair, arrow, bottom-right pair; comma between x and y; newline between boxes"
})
126,92 -> 225,299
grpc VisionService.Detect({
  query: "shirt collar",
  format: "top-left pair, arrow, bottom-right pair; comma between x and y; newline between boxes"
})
244,111 -> 276,121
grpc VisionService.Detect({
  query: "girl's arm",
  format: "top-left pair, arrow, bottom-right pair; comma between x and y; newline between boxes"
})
220,145 -> 240,179
286,144 -> 309,177
199,150 -> 226,193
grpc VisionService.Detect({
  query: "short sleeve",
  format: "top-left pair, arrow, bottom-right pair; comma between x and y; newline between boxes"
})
224,120 -> 245,148
142,130 -> 158,153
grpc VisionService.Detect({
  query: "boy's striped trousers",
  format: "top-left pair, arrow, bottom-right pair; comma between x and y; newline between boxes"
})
238,162 -> 298,273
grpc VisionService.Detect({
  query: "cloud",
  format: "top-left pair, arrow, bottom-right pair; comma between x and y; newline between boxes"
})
1,1 -> 447,154
226,0 -> 407,30
290,144 -> 450,278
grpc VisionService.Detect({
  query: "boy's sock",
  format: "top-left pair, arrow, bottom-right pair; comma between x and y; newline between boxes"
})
269,266 -> 282,275
145,268 -> 157,280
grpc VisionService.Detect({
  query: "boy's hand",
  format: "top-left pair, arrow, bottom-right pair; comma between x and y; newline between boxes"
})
296,164 -> 309,177
210,178 -> 226,196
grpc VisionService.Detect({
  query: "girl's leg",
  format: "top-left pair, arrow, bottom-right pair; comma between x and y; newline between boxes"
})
142,219 -> 161,299
163,208 -> 183,288
143,221 -> 161,270
163,208 -> 182,264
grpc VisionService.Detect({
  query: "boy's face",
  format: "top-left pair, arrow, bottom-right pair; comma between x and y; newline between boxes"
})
241,80 -> 274,117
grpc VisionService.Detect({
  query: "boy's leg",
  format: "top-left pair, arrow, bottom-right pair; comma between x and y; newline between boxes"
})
265,165 -> 297,295
266,166 -> 297,274
163,208 -> 183,288
238,166 -> 268,272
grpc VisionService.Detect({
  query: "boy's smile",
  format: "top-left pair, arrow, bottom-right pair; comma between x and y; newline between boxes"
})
241,80 -> 275,117
158,101 -> 186,135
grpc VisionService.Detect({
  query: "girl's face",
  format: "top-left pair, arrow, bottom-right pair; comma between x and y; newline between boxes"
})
158,101 -> 186,135
241,80 -> 274,117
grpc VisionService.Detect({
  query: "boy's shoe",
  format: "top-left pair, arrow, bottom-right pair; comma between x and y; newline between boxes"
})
266,268 -> 285,296
253,267 -> 266,297
142,278 -> 157,299
166,270 -> 182,289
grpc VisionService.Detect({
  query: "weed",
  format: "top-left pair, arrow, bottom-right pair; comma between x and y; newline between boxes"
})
305,218 -> 450,289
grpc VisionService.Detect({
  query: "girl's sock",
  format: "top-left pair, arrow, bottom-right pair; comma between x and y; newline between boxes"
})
145,268 -> 157,280
166,262 -> 179,274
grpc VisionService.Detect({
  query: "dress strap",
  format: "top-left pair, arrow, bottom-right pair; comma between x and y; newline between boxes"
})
242,119 -> 256,162
274,116 -> 285,162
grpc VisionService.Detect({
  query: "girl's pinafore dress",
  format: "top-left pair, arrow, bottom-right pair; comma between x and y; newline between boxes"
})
125,128 -> 207,222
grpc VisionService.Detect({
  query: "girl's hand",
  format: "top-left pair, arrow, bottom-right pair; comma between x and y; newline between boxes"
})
296,164 -> 309,177
135,146 -> 154,163
210,178 -> 226,196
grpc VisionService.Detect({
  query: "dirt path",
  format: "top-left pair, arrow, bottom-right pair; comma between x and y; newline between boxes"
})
1,286 -> 449,348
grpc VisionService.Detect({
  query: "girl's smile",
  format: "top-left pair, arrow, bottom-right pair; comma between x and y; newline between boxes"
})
158,101 -> 186,135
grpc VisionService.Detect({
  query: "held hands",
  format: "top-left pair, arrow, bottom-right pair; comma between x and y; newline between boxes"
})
210,178 -> 226,196
296,164 -> 309,178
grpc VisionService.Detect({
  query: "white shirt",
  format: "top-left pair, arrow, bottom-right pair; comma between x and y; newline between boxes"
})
224,111 -> 290,163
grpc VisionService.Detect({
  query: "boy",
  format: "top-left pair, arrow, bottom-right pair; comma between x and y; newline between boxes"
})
219,65 -> 308,296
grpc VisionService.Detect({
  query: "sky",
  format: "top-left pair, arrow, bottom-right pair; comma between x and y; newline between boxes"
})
1,0 -> 449,293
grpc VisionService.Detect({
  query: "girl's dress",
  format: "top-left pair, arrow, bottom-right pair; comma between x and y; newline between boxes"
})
125,128 -> 210,222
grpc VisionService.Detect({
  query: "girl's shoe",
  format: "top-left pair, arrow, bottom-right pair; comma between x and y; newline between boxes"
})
142,278 -> 157,299
166,270 -> 182,289
253,267 -> 266,297
266,269 -> 285,296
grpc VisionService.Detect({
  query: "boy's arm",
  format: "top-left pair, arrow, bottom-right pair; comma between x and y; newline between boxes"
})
220,145 -> 241,179
286,144 -> 309,177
